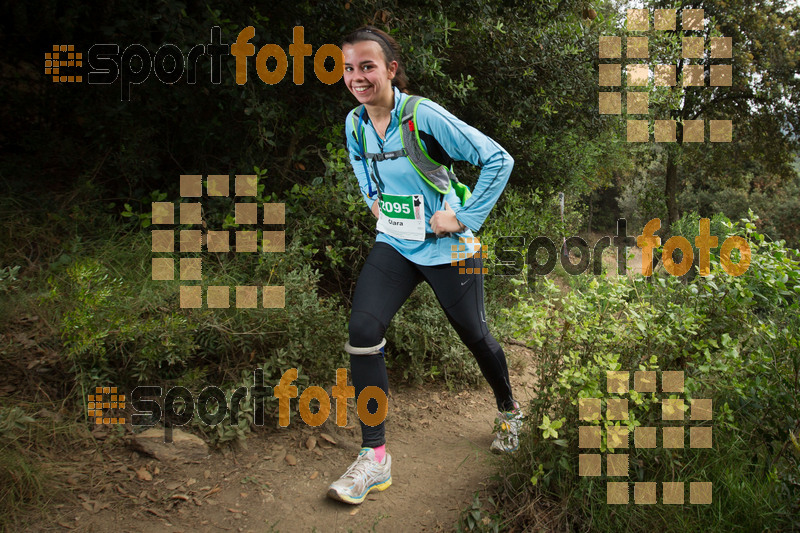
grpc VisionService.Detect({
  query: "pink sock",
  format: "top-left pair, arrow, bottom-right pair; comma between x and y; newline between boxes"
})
373,445 -> 386,463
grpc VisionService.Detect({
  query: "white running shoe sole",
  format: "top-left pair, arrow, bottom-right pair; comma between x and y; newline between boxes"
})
327,476 -> 392,504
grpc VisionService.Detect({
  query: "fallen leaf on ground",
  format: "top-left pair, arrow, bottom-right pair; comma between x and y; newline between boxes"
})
93,501 -> 109,513
274,449 -> 287,463
136,468 -> 152,481
285,454 -> 297,466
143,508 -> 167,518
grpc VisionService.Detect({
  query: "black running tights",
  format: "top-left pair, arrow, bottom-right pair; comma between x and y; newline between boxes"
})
348,242 -> 516,448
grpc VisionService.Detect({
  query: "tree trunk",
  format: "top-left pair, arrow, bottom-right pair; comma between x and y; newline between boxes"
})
665,148 -> 679,232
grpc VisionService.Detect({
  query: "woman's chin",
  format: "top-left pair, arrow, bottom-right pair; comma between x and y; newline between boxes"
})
352,92 -> 372,103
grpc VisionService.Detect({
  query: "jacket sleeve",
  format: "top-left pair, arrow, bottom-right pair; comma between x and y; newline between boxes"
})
345,109 -> 378,211
414,100 -> 513,232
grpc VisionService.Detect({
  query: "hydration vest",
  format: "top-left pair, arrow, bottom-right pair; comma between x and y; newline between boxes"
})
350,95 -> 472,205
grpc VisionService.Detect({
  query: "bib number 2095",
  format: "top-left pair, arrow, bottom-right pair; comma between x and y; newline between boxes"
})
379,197 -> 414,219
376,193 -> 425,241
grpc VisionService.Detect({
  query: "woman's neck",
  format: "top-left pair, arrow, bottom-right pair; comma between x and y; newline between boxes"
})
364,87 -> 395,130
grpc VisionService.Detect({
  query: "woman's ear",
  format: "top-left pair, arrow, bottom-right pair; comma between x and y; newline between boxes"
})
388,60 -> 398,79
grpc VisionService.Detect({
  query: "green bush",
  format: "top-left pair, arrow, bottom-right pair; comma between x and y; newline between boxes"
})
677,172 -> 800,249
0,407 -> 44,531
46,257 -> 199,385
38,149 -> 500,444
491,216 -> 800,531
482,188 -> 583,241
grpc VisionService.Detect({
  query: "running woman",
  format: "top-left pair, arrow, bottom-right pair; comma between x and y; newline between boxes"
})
327,26 -> 521,505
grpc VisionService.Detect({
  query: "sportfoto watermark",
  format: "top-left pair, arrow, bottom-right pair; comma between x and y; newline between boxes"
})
49,26 -> 344,100
599,8 -> 734,143
577,370 -> 714,505
493,218 -> 750,277
92,368 -> 387,442
150,174 -> 286,310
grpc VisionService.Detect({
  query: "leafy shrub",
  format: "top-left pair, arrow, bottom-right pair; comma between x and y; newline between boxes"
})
0,407 -> 43,530
457,492 -> 503,532
492,217 -> 800,531
481,188 -> 584,249
46,257 -> 199,385
677,172 -> 800,249
0,266 -> 21,294
616,146 -> 670,230
41,146 -> 497,444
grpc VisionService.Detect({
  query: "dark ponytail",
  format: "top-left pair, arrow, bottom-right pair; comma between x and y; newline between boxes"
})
342,26 -> 410,94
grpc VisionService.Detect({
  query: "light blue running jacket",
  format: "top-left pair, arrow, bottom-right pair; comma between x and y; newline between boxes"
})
345,86 -> 514,266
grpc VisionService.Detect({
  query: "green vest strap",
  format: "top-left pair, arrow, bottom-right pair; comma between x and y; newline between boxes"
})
350,96 -> 472,205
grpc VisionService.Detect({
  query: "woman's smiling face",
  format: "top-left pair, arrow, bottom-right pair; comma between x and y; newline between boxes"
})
342,40 -> 397,106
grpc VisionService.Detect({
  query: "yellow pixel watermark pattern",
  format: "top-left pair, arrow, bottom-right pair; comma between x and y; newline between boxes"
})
599,9 -> 733,143
451,237 -> 489,274
151,175 -> 286,309
87,387 -> 126,425
578,370 -> 713,505
44,45 -> 83,83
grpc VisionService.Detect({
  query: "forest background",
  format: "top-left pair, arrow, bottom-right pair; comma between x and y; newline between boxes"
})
1,0 -> 799,531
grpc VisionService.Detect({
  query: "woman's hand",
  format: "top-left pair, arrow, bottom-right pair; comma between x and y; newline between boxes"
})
429,201 -> 466,236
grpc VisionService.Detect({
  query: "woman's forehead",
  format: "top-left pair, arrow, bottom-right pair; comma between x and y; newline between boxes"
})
343,40 -> 385,63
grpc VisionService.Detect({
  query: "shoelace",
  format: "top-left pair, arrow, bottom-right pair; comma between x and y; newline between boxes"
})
494,412 -> 522,433
343,454 -> 380,480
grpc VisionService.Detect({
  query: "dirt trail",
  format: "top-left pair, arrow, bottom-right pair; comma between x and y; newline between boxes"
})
15,236 -> 645,533
27,346 -> 538,533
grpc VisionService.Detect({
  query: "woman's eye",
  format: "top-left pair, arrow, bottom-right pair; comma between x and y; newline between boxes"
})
344,66 -> 353,72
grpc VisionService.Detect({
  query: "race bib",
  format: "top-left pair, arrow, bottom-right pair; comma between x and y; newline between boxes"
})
376,194 -> 425,241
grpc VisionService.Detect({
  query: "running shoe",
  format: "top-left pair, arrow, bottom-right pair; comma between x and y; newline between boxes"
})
327,447 -> 392,504
490,404 -> 523,453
